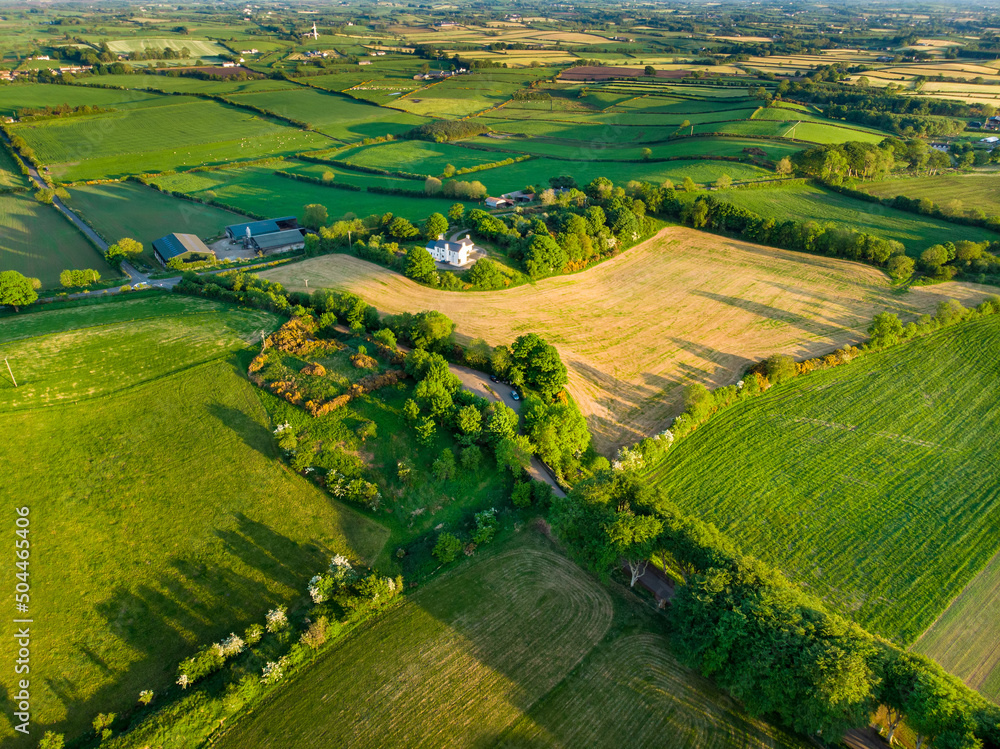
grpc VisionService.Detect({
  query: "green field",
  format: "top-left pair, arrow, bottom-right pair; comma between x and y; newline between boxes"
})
0,192 -> 116,288
646,316 -> 1000,645
860,172 -> 1000,218
69,181 -> 248,262
0,145 -> 27,189
0,82 -> 165,117
216,536 -> 811,748
75,75 -> 303,95
703,182 -> 1000,254
12,97 -> 328,181
0,296 -> 389,742
104,38 -> 230,57
338,140 -> 504,175
230,87 -> 428,140
151,165 -> 472,221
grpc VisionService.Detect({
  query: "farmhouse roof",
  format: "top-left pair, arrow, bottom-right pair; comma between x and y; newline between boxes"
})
251,228 -> 305,250
152,233 -> 212,261
226,217 -> 297,237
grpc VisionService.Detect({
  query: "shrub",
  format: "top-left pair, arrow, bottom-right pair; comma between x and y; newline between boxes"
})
764,353 -> 795,384
512,481 -> 533,508
472,508 -> 499,545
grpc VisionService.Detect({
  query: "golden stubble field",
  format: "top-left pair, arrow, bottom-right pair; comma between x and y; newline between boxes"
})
263,227 -> 994,454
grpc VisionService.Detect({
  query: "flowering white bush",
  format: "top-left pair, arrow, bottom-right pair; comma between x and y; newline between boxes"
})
612,446 -> 645,472
138,690 -> 154,706
736,380 -> 745,390
217,633 -> 245,658
655,429 -> 675,446
273,422 -> 292,434
244,623 -> 264,645
308,574 -> 326,604
265,606 -> 288,633
261,657 -> 287,685
176,674 -> 190,690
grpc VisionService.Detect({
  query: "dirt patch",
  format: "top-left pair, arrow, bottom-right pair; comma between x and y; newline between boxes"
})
261,227 -> 994,455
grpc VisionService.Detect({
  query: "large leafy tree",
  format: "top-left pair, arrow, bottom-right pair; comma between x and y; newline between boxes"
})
404,246 -> 436,283
423,212 -> 449,241
0,270 -> 39,311
105,237 -> 143,269
510,333 -> 568,399
523,234 -> 566,278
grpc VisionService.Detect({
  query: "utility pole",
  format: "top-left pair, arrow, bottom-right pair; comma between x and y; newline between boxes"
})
304,279 -> 309,288
5,358 -> 16,388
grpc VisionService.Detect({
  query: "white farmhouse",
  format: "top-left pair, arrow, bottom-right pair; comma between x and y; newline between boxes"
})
426,235 -> 474,266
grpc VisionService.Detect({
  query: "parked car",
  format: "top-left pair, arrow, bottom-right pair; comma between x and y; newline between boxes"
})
489,375 -> 498,383
511,390 -> 520,401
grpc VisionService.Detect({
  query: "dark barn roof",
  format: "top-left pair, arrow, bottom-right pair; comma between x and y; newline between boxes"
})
226,216 -> 298,238
250,228 -> 306,251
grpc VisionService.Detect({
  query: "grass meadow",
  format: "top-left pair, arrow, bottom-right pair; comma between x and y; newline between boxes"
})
860,172 -> 1000,217
215,535 -> 811,749
260,228 -> 992,454
151,165 -> 472,221
0,145 -> 27,189
12,97 -> 328,181
69,181 -> 248,262
703,182 -> 1000,254
646,316 -> 1000,645
0,296 -> 389,742
0,192 -> 116,288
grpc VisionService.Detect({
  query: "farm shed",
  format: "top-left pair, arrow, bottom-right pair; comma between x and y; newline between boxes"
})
225,216 -> 299,241
249,228 -> 306,253
152,233 -> 216,266
485,196 -> 513,209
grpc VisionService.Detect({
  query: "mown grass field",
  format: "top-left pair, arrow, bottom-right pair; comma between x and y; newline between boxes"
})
12,97 -> 327,181
215,535 -> 811,748
0,82 -> 165,117
229,87 -> 428,140
103,37 -> 229,56
0,296 -> 389,743
704,182 -> 1000,254
646,316 -> 1000,646
860,172 -> 1000,217
337,139 -> 505,174
915,549 -> 1000,703
69,181 -> 248,262
151,164 -> 472,221
0,192 -> 116,288
75,75 -> 303,95
261,227 -> 991,454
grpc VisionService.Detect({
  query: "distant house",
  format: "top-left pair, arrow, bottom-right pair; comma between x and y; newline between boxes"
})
358,60 -> 373,65
152,233 -> 216,266
981,136 -> 999,144
221,61 -> 237,68
426,235 -> 474,266
484,196 -> 513,209
225,216 -> 299,242
249,228 -> 306,254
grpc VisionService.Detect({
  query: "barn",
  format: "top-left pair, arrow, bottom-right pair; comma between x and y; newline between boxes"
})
152,233 -> 216,266
225,216 -> 299,242
249,228 -> 307,254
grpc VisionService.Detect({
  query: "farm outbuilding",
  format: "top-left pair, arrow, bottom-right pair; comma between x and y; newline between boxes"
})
225,216 -> 299,241
152,233 -> 216,266
249,228 -> 306,253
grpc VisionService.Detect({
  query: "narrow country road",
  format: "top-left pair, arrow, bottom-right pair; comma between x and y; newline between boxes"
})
16,147 -> 145,283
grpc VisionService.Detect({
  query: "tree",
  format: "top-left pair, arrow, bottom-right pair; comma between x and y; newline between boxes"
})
465,257 -> 506,289
448,202 -> 465,223
388,216 -> 419,240
433,532 -> 463,563
105,237 -> 143,269
776,156 -> 793,175
38,733 -> 65,749
424,176 -> 442,195
423,212 -> 448,241
523,234 -> 566,278
510,333 -> 568,398
512,481 -> 533,508
442,163 -> 456,178
0,270 -> 38,311
405,246 -> 436,283
887,255 -> 915,281
433,448 -> 456,481
410,310 -> 455,350
302,203 -> 328,230
644,65 -> 656,76
641,147 -> 653,161
868,312 -> 904,349
454,404 -> 483,442
920,244 -> 949,275
764,353 -> 795,384
415,377 -> 454,417
682,176 -> 697,192
415,416 -> 436,444
607,506 -> 663,587
496,434 -> 534,474
403,398 -> 420,422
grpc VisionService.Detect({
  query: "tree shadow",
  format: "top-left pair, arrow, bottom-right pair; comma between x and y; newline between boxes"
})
205,402 -> 275,459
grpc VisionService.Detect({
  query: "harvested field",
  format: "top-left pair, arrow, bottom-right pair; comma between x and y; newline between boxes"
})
262,227 -> 993,454
560,66 -> 693,81
215,546 -> 614,748
499,633 -> 810,748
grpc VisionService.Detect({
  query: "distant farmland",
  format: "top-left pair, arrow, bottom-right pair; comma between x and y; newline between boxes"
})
262,227 -> 992,454
860,172 -> 1000,218
645,316 -> 1000,645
